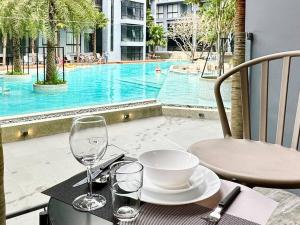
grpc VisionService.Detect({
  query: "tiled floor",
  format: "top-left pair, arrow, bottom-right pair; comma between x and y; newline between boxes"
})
4,116 -> 222,225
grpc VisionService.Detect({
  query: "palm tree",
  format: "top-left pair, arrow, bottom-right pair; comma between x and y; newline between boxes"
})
33,0 -> 107,83
0,3 -> 10,66
200,0 -> 235,76
0,0 -> 27,74
0,0 -> 43,74
25,0 -> 45,64
187,0 -> 246,138
147,24 -> 167,56
0,0 -> 107,80
231,0 -> 245,138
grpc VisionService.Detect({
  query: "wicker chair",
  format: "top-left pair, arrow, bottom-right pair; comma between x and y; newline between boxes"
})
189,51 -> 300,188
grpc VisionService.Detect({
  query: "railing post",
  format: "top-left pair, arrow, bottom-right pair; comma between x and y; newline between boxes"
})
43,47 -> 45,84
6,57 -> 8,73
62,47 -> 65,82
37,49 -> 39,83
28,47 -> 30,74
22,49 -> 25,74
11,55 -> 13,73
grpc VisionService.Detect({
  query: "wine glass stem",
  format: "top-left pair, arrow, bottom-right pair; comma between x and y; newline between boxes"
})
87,166 -> 93,197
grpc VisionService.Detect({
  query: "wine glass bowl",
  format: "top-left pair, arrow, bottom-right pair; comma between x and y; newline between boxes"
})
69,115 -> 108,211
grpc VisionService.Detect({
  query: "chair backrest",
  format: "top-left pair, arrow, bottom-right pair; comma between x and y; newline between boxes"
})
0,130 -> 6,225
215,51 -> 300,150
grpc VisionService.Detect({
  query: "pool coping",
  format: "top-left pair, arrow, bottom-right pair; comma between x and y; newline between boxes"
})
162,105 -> 230,120
0,101 -> 230,143
0,99 -> 162,143
0,99 -> 158,124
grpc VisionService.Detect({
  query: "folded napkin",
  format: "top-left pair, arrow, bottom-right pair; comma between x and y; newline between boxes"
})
120,203 -> 259,225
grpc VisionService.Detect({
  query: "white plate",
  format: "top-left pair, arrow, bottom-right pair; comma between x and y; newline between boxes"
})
143,166 -> 205,194
141,165 -> 221,205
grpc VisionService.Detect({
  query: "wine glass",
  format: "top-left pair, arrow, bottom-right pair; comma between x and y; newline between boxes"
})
69,115 -> 108,211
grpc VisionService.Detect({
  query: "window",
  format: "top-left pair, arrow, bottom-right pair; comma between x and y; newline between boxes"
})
156,22 -> 164,27
84,33 -> 93,53
121,1 -> 144,20
121,25 -> 143,42
167,4 -> 178,18
95,0 -> 102,9
66,31 -> 80,54
181,3 -> 187,15
156,5 -> 164,19
121,46 -> 143,60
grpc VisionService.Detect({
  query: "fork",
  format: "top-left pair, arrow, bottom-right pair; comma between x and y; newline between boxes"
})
202,186 -> 241,224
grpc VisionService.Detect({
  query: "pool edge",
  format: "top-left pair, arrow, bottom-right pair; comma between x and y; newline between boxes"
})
1,101 -> 162,143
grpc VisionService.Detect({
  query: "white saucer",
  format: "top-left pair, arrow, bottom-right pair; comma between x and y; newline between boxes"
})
141,165 -> 221,205
143,166 -> 205,194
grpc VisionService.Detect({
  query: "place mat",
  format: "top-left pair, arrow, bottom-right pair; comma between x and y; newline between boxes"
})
44,177 -> 258,225
43,173 -> 260,225
43,167 -> 115,222
43,156 -> 136,222
43,156 -> 277,225
120,203 -> 260,225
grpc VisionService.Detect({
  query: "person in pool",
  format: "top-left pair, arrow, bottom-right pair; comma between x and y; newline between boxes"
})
155,66 -> 161,73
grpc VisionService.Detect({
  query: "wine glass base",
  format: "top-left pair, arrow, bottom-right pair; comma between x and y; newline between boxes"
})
72,194 -> 106,212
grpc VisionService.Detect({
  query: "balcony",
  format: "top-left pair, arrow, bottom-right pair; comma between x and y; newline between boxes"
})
121,24 -> 144,42
121,0 -> 144,21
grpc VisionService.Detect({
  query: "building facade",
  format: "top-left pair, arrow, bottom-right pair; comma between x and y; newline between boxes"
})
0,0 -> 147,64
102,0 -> 147,61
150,0 -> 198,51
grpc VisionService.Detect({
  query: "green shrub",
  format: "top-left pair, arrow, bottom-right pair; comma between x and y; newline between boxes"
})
35,79 -> 66,85
35,70 -> 66,85
6,71 -> 26,75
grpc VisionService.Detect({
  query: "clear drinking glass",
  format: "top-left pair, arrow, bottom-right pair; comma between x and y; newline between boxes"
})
69,115 -> 108,211
110,161 -> 143,222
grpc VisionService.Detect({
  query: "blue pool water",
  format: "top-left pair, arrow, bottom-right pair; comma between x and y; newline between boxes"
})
0,61 -> 226,117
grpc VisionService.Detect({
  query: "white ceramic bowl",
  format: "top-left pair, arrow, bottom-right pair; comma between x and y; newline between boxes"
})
138,150 -> 199,189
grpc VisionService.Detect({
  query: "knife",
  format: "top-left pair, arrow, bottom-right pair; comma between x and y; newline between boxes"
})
73,154 -> 125,187
202,186 -> 241,223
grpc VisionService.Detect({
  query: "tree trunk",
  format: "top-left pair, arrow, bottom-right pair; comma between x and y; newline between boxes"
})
2,35 -> 7,66
190,49 -> 195,62
217,32 -> 222,76
231,0 -> 246,138
31,38 -> 35,64
76,33 -> 80,63
92,30 -> 97,58
46,0 -> 58,82
12,36 -> 22,73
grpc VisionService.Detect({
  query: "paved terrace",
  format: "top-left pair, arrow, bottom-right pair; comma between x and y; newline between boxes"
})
4,116 -> 222,225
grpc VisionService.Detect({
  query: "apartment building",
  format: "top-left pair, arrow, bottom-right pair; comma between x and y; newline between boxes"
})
0,0 -> 147,64
102,0 -> 147,61
52,0 -> 147,61
150,0 -> 199,51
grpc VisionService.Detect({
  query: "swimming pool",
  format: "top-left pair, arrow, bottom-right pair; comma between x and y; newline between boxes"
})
0,61 -> 228,117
